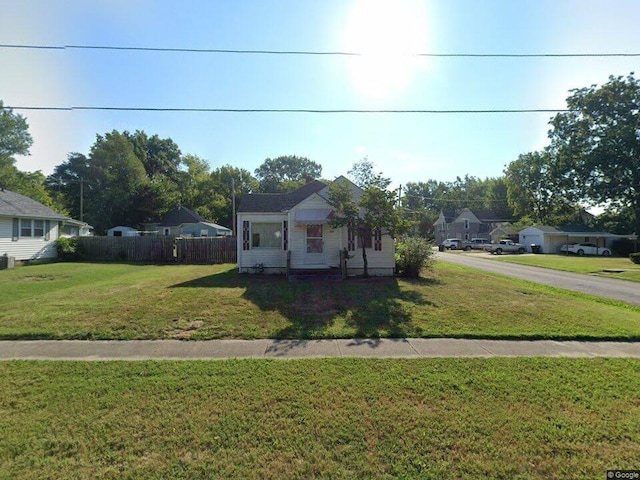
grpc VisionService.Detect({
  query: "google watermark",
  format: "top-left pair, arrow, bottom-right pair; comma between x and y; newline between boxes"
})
607,471 -> 640,479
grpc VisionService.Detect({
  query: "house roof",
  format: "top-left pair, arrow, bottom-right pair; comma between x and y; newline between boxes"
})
469,209 -> 502,222
182,221 -> 232,232
0,188 -> 68,221
522,225 -> 614,235
160,206 -> 209,226
238,180 -> 327,213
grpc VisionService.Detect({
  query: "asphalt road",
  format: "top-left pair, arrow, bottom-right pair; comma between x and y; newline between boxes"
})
436,252 -> 640,306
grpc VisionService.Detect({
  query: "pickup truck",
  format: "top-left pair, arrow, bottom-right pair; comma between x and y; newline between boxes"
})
485,240 -> 526,255
462,238 -> 491,251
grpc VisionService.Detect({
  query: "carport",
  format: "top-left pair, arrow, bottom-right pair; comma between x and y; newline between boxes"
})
518,226 -> 636,254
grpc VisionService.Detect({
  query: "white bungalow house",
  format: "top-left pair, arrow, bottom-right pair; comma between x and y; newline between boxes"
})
0,188 -> 69,261
237,177 -> 395,276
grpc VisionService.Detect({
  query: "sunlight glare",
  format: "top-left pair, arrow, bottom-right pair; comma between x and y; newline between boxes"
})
343,0 -> 429,98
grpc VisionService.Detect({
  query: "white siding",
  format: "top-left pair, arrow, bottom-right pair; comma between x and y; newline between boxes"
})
0,217 -> 59,261
237,213 -> 288,273
342,227 -> 395,276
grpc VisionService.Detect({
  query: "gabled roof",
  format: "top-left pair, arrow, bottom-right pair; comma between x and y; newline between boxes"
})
238,180 -> 327,213
182,221 -> 231,232
160,206 -> 209,226
469,209 -> 502,222
0,188 -> 68,221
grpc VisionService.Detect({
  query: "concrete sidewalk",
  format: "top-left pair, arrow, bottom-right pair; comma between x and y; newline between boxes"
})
1,338 -> 640,360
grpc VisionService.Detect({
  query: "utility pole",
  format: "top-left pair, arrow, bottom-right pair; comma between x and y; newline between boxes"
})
80,178 -> 84,222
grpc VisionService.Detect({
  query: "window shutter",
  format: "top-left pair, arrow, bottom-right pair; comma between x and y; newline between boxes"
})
374,228 -> 382,251
347,223 -> 355,251
283,221 -> 288,250
12,218 -> 19,241
242,221 -> 250,250
45,220 -> 51,241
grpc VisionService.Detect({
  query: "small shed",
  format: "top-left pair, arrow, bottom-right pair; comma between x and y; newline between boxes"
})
107,226 -> 139,237
180,222 -> 232,238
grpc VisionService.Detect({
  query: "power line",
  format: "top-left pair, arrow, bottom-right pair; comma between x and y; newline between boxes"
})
5,105 -> 571,114
1,43 -> 639,58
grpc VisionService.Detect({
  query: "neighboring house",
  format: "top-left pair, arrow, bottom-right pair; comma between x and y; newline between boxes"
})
434,208 -> 508,244
107,226 -> 139,237
60,219 -> 93,238
489,223 -> 519,243
0,188 -> 69,261
237,177 -> 395,276
147,206 -> 232,237
518,225 -> 636,254
180,221 -> 232,238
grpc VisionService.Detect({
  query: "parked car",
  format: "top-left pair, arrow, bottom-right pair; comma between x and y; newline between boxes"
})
441,238 -> 463,250
560,242 -> 612,256
462,238 -> 492,251
485,240 -> 526,255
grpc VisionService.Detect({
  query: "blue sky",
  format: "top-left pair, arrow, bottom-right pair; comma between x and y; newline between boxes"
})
2,0 -> 639,188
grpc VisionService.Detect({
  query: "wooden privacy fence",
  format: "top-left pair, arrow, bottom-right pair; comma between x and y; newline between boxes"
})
78,236 -> 237,264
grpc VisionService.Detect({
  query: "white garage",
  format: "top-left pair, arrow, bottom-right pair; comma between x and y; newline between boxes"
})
519,226 -> 635,254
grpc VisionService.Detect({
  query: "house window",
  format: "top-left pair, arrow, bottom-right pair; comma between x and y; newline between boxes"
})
464,219 -> 469,230
20,219 -> 33,237
464,233 -> 469,240
34,220 -> 44,238
251,222 -> 282,248
164,228 -> 170,236
358,227 -> 373,249
200,229 -> 208,237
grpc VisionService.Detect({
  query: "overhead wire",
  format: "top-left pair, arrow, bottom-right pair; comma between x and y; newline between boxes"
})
1,43 -> 639,57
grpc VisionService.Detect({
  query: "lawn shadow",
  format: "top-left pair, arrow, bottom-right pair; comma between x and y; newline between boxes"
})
170,270 -> 439,340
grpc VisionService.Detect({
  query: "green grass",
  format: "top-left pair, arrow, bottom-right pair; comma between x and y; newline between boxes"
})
1,261 -> 640,340
487,253 -> 640,282
0,358 -> 638,479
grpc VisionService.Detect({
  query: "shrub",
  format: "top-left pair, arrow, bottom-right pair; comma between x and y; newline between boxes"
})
395,237 -> 434,278
612,238 -> 636,257
56,237 -> 83,261
630,253 -> 640,265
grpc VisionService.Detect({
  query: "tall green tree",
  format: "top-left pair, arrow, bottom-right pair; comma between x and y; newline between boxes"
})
328,170 -> 409,277
255,155 -> 322,192
504,150 -> 576,224
0,100 -> 60,208
548,73 -> 640,236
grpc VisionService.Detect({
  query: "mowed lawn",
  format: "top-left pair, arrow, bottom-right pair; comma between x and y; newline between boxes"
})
1,359 -> 639,479
1,261 -> 640,340
486,253 -> 640,282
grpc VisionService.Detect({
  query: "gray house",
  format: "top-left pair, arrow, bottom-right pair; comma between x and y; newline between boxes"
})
148,206 -> 232,237
434,208 -> 508,244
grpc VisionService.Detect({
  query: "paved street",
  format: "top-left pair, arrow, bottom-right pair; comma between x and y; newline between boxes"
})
1,338 -> 640,360
437,252 -> 640,305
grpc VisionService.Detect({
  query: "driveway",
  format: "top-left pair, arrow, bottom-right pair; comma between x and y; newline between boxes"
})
436,252 -> 640,306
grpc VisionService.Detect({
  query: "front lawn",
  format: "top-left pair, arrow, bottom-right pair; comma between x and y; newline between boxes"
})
2,262 -> 640,340
1,359 -> 638,479
487,254 -> 640,282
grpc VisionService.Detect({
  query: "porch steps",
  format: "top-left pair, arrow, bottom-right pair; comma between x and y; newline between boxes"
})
288,267 -> 343,281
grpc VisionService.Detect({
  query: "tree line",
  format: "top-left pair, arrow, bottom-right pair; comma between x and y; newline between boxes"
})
1,72 -> 638,236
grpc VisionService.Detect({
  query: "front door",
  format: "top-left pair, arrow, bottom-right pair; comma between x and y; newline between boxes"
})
304,224 -> 325,265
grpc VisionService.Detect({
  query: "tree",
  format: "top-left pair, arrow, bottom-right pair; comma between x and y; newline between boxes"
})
328,170 -> 409,277
504,150 -> 576,224
255,155 -> 322,193
0,100 -> 32,165
548,73 -> 640,236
